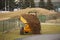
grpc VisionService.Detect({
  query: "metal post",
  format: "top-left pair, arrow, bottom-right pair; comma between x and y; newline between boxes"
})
8,0 -> 9,11
29,2 -> 31,8
2,21 -> 4,40
5,0 -> 7,11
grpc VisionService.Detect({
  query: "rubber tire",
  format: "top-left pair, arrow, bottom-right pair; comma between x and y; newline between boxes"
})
20,27 -> 24,35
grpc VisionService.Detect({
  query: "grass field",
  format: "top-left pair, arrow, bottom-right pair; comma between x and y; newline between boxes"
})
41,24 -> 60,34
0,24 -> 60,40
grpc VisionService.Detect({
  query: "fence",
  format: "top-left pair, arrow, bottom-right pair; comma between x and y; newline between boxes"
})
0,18 -> 20,33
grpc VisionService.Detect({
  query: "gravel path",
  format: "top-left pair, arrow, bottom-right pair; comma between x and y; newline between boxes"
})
15,34 -> 60,40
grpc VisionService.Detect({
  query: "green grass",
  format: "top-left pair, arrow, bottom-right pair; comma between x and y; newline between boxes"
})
41,24 -> 60,34
0,24 -> 60,40
0,29 -> 32,40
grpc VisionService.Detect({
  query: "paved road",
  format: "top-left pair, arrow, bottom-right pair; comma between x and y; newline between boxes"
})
15,34 -> 60,40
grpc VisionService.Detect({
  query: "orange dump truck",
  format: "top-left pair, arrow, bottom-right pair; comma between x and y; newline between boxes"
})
20,12 -> 41,34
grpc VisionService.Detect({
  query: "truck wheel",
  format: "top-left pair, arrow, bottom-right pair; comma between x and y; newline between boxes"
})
20,27 -> 24,35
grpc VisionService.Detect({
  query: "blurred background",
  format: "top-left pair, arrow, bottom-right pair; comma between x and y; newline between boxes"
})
0,0 -> 60,12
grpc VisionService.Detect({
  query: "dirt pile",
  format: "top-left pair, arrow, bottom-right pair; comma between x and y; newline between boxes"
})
0,8 -> 57,21
21,14 -> 41,34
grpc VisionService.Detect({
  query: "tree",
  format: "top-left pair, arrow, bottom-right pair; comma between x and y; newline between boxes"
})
9,0 -> 15,11
39,0 -> 45,8
24,0 -> 35,8
18,0 -> 23,9
30,0 -> 35,7
19,0 -> 35,9
18,0 -> 29,9
25,0 -> 30,8
0,0 -> 5,10
0,0 -> 15,11
46,0 -> 54,10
